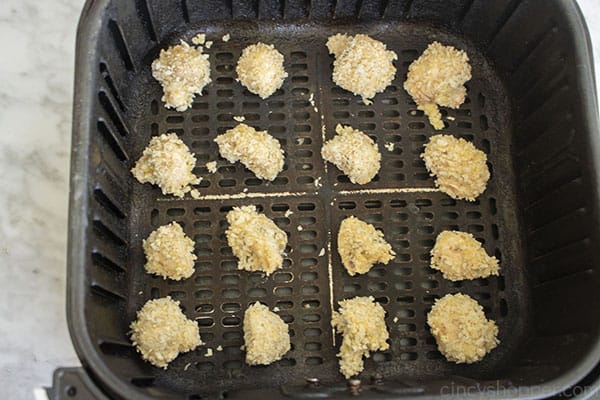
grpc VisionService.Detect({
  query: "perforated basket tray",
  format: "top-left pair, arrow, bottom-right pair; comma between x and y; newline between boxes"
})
67,0 -> 600,399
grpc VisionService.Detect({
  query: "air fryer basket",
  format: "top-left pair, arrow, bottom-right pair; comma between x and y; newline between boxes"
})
67,0 -> 600,399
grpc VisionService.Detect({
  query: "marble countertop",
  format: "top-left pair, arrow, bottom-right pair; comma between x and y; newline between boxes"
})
0,1 -> 599,398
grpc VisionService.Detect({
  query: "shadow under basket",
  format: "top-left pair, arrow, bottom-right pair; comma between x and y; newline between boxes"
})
65,0 -> 600,399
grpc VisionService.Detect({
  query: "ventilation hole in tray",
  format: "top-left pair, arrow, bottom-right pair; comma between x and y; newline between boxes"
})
196,318 -> 213,327
426,351 -> 443,360
304,328 -> 321,337
274,272 -> 293,283
499,298 -> 508,316
395,281 -> 413,290
222,289 -> 240,298
247,288 -> 267,298
275,287 -> 293,296
222,316 -> 241,326
196,303 -> 214,313
221,274 -> 239,285
223,331 -> 242,342
344,283 -> 361,293
397,296 -> 414,304
368,282 -> 387,292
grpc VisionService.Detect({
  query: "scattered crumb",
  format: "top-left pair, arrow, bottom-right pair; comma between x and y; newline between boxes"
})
322,124 -> 381,185
327,34 -> 397,104
236,43 -> 288,99
215,123 -> 284,181
273,307 -> 280,312
332,296 -> 389,378
447,116 -> 456,121
205,161 -> 217,174
243,188 -> 248,192
183,362 -> 191,371
313,106 -> 318,113
205,348 -> 213,357
132,133 -> 200,197
226,205 -> 287,275
318,248 -> 325,257
431,231 -> 499,280
222,33 -> 230,42
205,40 -> 213,49
138,291 -> 143,295
422,134 -> 489,201
216,345 -> 223,352
190,189 -> 201,199
309,93 -> 315,106
404,42 -> 471,129
428,293 -> 499,363
393,317 -> 399,323
244,302 -> 291,365
130,297 -> 202,368
314,177 -> 322,188
240,345 -> 246,350
297,225 -> 303,231
410,110 -> 417,116
152,41 -> 211,111
143,222 -> 196,280
384,142 -> 395,151
304,303 -> 310,308
233,115 -> 246,122
191,33 -> 206,45
284,209 -> 293,217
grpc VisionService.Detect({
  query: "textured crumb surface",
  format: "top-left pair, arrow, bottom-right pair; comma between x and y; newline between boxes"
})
214,123 -> 284,181
327,34 -> 397,104
236,43 -> 288,99
151,41 -> 211,112
225,205 -> 287,275
404,41 -> 471,129
130,297 -> 202,368
143,222 -> 196,280
131,133 -> 200,197
191,33 -> 205,45
431,231 -> 499,281
205,161 -> 217,173
332,296 -> 389,378
322,124 -> 381,185
243,302 -> 291,365
422,134 -> 489,201
337,216 -> 395,276
427,293 -> 499,363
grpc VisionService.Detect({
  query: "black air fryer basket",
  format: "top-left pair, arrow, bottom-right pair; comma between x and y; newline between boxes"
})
55,0 -> 600,399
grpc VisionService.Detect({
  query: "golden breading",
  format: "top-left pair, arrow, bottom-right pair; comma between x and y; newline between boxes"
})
337,216 -> 395,276
236,43 -> 288,99
321,124 -> 381,185
404,42 -> 471,129
427,293 -> 499,363
131,133 -> 200,197
130,297 -> 202,368
243,302 -> 291,365
225,205 -> 287,275
422,134 -> 489,201
431,231 -> 499,281
327,34 -> 397,104
332,296 -> 389,378
151,41 -> 211,112
214,123 -> 284,181
143,222 -> 197,280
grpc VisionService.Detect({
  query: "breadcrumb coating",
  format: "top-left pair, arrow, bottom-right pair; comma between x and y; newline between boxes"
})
243,302 -> 291,365
337,216 -> 395,276
130,297 -> 202,368
143,222 -> 196,280
214,123 -> 284,181
327,34 -> 397,104
332,296 -> 389,378
321,124 -> 381,185
422,134 -> 489,201
431,231 -> 499,281
404,42 -> 471,129
131,133 -> 200,197
151,41 -> 211,112
236,43 -> 288,99
427,293 -> 499,363
225,205 -> 287,275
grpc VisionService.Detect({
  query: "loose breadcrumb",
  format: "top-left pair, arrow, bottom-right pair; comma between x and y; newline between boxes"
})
422,134 -> 489,201
322,124 -> 381,185
143,222 -> 196,280
332,296 -> 389,378
404,42 -> 471,129
226,205 -> 287,275
427,293 -> 499,363
205,41 -> 213,49
131,133 -> 200,197
431,231 -> 499,281
244,302 -> 291,365
222,34 -> 231,42
191,33 -> 206,45
130,297 -> 202,368
384,142 -> 395,152
205,348 -> 213,357
152,41 -> 211,112
190,189 -> 201,199
327,34 -> 397,104
205,161 -> 217,174
214,123 -> 284,181
393,317 -> 399,323
236,43 -> 288,99
337,216 -> 395,276
233,115 -> 246,122
216,345 -> 223,352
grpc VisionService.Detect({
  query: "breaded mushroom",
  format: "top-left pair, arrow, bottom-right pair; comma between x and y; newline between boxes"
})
243,302 -> 291,365
236,43 -> 288,99
322,124 -> 381,185
131,133 -> 201,197
225,205 -> 287,275
332,296 -> 389,378
427,293 -> 499,363
422,134 -> 489,201
214,123 -> 284,181
404,42 -> 471,129
143,222 -> 197,280
152,41 -> 211,112
327,34 -> 397,104
337,216 -> 395,276
431,231 -> 499,281
130,297 -> 202,368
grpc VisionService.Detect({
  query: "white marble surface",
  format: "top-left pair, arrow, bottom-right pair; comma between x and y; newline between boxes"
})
0,1 -> 598,399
